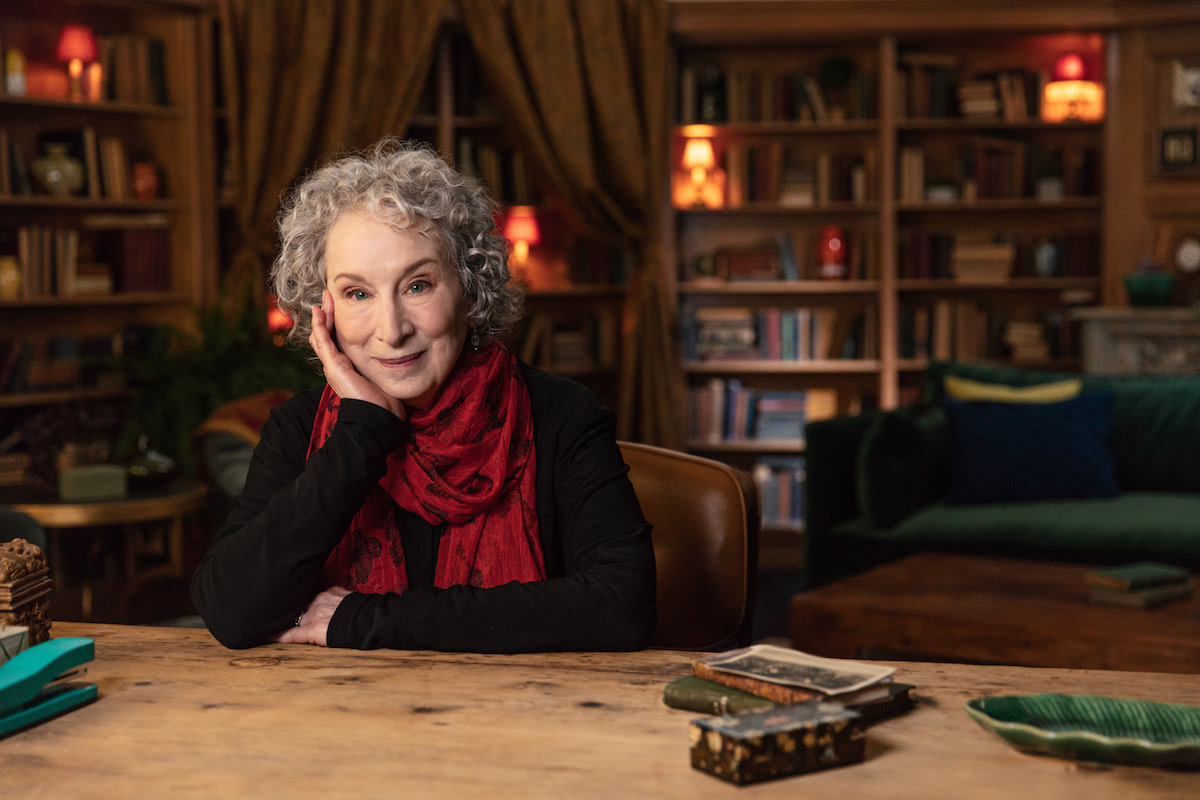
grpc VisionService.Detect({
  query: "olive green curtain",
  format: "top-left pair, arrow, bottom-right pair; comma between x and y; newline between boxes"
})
459,0 -> 684,448
217,0 -> 448,308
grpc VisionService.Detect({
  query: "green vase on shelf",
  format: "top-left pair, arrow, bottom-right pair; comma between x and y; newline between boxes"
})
31,144 -> 84,198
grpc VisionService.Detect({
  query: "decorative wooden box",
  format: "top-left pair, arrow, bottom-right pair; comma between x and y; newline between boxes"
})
690,702 -> 865,785
0,538 -> 53,644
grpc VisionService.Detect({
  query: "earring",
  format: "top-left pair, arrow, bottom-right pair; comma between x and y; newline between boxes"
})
470,328 -> 481,351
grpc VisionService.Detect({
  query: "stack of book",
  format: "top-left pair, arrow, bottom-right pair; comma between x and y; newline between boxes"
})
951,233 -> 1013,282
1002,320 -> 1049,362
1085,562 -> 1194,609
668,644 -> 915,785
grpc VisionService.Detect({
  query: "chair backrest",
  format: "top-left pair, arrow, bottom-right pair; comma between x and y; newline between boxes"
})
618,441 -> 759,651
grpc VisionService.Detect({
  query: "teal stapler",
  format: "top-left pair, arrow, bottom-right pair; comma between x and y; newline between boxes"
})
0,637 -> 97,737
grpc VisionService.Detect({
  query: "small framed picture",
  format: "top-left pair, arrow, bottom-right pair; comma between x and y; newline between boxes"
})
1172,61 -> 1200,110
1160,128 -> 1198,171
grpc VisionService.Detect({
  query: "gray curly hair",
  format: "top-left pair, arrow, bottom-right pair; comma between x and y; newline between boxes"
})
270,138 -> 523,348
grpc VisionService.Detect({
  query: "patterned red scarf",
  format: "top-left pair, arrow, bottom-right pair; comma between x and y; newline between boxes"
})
308,341 -> 544,593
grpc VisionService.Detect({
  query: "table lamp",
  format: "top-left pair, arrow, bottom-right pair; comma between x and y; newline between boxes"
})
1041,52 -> 1104,123
504,206 -> 541,279
56,24 -> 98,103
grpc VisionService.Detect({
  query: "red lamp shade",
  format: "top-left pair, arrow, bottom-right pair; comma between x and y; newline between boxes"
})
504,206 -> 541,247
56,25 -> 98,63
1053,53 -> 1087,82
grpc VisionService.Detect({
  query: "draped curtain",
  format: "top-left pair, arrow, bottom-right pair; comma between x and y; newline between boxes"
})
459,0 -> 684,447
217,0 -> 448,308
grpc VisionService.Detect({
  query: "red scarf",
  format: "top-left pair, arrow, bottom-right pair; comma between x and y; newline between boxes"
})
307,341 -> 544,593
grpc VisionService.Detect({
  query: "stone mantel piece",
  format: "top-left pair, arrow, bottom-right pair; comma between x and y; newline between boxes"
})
1071,307 -> 1200,375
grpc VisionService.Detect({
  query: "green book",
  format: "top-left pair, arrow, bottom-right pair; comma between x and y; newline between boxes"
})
662,676 -> 777,715
664,675 -> 917,724
1085,562 -> 1190,591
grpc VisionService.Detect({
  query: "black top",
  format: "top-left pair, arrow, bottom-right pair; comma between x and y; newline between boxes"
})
191,364 -> 657,653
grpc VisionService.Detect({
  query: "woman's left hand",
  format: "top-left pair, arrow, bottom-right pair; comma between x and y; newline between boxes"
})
271,586 -> 351,646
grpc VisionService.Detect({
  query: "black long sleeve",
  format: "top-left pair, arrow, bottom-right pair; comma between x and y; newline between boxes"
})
191,366 -> 656,653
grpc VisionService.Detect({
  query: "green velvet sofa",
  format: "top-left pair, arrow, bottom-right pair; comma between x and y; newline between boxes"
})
803,360 -> 1200,588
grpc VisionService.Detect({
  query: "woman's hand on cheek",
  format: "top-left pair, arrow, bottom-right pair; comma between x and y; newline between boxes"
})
310,290 -> 406,420
270,586 -> 352,647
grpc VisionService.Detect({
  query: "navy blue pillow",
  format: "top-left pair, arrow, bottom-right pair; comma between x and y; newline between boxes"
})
943,390 -> 1120,505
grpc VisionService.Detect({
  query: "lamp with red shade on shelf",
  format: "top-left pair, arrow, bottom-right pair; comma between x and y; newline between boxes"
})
671,127 -> 726,209
56,24 -> 99,103
1041,52 -> 1104,123
504,206 -> 541,285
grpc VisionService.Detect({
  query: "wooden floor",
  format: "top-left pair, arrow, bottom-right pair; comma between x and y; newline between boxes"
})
790,553 -> 1200,673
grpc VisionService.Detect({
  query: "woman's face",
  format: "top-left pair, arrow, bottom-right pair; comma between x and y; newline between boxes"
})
324,210 -> 469,412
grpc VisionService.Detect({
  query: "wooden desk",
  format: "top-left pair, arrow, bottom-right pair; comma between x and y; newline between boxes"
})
5,480 -> 207,621
791,553 -> 1200,673
4,623 -> 1199,798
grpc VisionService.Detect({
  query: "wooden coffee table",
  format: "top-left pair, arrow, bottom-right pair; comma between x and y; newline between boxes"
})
790,552 -> 1200,673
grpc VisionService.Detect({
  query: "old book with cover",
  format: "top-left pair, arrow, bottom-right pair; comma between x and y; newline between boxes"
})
665,674 -> 918,725
690,702 -> 865,785
692,643 -> 895,705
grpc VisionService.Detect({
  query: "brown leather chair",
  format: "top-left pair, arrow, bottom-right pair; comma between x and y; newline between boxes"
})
618,441 -> 759,651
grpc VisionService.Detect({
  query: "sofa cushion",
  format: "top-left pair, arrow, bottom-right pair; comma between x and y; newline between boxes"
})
943,390 -> 1120,504
856,404 -> 950,528
944,374 -> 1082,403
926,361 -> 1200,493
835,493 -> 1200,567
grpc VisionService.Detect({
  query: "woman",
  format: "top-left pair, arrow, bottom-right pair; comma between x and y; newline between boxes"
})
191,139 -> 656,652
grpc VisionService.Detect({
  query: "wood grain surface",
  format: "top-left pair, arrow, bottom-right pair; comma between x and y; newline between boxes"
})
2,622 -> 1199,798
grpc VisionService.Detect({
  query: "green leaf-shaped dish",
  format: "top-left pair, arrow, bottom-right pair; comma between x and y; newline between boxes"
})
965,694 -> 1200,768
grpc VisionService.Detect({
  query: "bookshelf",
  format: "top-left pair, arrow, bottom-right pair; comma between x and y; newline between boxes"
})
671,39 -> 885,544
666,12 -> 1141,550
0,0 -> 217,484
892,32 -> 1106,401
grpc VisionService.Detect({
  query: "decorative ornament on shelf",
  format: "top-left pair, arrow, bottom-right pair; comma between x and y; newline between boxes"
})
817,225 -> 847,279
56,24 -> 98,103
31,144 -> 84,197
1124,256 -> 1177,307
1042,52 -> 1105,123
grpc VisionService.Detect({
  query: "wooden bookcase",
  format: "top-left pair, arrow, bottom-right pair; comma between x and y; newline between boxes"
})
404,21 -> 627,412
0,0 -> 217,483
665,8 -> 1151,545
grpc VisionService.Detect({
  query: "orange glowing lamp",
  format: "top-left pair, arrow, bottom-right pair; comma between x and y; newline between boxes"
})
1041,53 -> 1104,123
672,129 -> 726,209
56,25 -> 98,103
504,206 -> 541,280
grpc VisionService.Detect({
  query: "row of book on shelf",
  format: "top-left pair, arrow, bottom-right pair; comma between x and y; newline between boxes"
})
0,215 -> 171,299
517,308 -> 619,372
684,230 -> 874,283
897,139 -> 1099,204
896,52 -> 1047,121
455,135 -> 536,207
683,305 -> 878,362
0,127 -> 139,201
897,300 -> 1073,363
679,60 -> 878,124
690,380 -> 812,443
898,229 -> 1100,281
0,334 -> 123,398
718,142 -> 876,208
